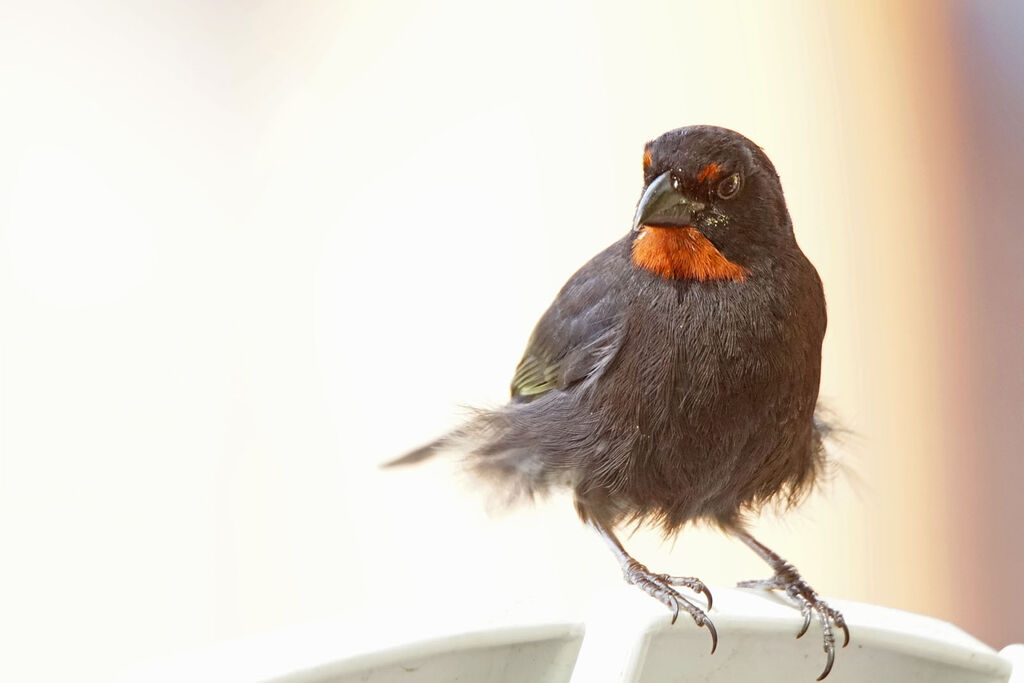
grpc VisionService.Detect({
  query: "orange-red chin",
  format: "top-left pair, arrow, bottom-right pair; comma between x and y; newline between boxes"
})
632,225 -> 748,282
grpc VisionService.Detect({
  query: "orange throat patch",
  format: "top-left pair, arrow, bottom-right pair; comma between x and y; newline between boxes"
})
631,226 -> 748,282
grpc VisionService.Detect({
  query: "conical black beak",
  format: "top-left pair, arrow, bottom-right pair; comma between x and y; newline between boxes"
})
632,171 -> 705,231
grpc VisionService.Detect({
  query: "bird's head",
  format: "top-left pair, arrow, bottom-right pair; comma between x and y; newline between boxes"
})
631,126 -> 793,282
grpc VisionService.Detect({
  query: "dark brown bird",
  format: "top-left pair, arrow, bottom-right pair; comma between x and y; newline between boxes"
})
387,125 -> 848,679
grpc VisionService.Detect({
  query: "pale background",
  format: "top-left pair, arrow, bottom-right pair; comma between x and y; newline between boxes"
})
1,1 -> 1022,681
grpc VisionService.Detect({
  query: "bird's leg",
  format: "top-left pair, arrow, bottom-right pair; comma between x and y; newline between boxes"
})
734,530 -> 849,680
587,519 -> 717,653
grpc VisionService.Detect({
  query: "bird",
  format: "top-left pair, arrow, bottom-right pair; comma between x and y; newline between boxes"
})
385,125 -> 848,680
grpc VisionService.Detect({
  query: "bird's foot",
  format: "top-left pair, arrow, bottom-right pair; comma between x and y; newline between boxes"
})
622,558 -> 717,653
738,566 -> 849,680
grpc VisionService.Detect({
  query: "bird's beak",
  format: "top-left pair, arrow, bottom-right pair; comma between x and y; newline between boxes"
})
632,171 -> 705,231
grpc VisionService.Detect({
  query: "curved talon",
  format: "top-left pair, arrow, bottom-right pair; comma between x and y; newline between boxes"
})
624,564 -> 714,652
664,576 -> 713,610
704,618 -> 718,654
796,607 -> 811,638
817,644 -> 836,681
701,584 -> 714,610
737,568 -> 848,679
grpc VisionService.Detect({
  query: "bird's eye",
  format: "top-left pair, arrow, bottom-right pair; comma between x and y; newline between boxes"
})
716,173 -> 742,199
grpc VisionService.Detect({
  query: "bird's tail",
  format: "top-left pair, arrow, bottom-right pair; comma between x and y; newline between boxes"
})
380,406 -> 561,506
380,436 -> 448,468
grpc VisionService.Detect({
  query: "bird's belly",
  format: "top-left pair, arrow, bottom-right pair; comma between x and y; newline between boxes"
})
575,328 -> 817,525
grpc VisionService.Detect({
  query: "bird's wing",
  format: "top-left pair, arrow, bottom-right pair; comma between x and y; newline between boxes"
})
511,244 -> 628,402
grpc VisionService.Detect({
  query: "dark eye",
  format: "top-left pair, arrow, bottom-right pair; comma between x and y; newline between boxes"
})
716,173 -> 742,199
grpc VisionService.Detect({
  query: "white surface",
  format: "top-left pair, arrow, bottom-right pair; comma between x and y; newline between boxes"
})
128,588 -> 1017,683
1004,645 -> 1024,683
126,617 -> 583,683
571,587 -> 1012,683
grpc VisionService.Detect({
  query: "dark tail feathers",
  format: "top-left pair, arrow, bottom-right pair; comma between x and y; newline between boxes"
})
380,436 -> 446,468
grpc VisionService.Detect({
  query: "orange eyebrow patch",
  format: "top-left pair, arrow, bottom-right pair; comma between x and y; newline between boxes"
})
643,147 -> 653,170
632,226 -> 748,282
697,163 -> 722,183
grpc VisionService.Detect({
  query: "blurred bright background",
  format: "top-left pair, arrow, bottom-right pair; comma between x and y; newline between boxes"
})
2,1 -> 1022,680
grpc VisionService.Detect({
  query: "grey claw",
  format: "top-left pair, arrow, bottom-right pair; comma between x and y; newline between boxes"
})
665,576 -> 713,610
796,608 -> 811,638
705,618 -> 718,654
738,568 -> 848,678
625,563 -> 714,654
817,644 -> 835,680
